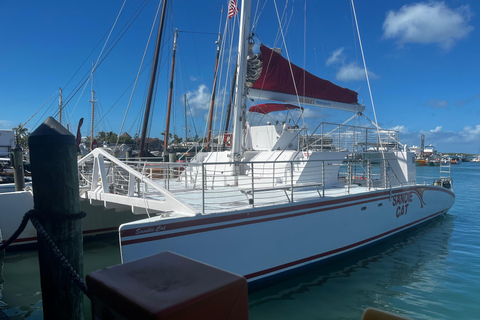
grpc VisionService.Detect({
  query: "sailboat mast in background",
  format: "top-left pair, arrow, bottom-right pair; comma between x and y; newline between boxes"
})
89,61 -> 97,150
139,0 -> 168,157
206,32 -> 222,151
163,29 -> 178,155
58,87 -> 63,126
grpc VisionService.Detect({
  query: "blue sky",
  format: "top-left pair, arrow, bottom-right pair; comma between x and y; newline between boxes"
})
1,0 -> 479,153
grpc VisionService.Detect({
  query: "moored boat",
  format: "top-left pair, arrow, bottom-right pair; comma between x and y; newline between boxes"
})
78,0 -> 454,283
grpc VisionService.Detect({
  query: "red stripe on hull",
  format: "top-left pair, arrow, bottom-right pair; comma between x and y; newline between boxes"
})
244,210 -> 444,280
4,227 -> 119,247
121,186 -> 453,239
121,195 -> 391,246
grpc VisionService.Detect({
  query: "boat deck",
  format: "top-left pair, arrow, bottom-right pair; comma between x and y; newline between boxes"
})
153,179 -> 381,215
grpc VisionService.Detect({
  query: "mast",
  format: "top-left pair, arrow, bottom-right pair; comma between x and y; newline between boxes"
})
184,94 -> 188,145
89,61 -> 96,150
163,29 -> 178,153
58,87 -> 63,125
139,0 -> 168,157
231,0 -> 252,164
206,32 -> 222,151
224,63 -> 237,134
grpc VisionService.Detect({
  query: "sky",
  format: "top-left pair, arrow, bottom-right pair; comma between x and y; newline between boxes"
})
1,0 -> 479,154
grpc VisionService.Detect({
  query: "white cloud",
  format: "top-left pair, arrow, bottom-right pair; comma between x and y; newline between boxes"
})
459,125 -> 480,142
382,2 -> 473,50
390,125 -> 409,134
424,99 -> 448,108
455,93 -> 480,107
0,120 -> 14,129
186,84 -> 211,117
302,107 -> 323,119
430,126 -> 442,133
189,76 -> 198,82
326,47 -> 345,66
336,63 -> 378,82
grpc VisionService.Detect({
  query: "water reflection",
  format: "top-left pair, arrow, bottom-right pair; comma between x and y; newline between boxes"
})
249,215 -> 454,320
0,236 -> 120,319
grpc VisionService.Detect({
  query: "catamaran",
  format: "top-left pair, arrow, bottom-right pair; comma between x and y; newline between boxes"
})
76,0 -> 455,283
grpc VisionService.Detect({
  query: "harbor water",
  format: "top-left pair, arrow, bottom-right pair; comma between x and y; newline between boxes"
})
1,164 -> 479,319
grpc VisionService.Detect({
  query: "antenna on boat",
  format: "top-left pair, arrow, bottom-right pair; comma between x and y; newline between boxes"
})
139,0 -> 168,158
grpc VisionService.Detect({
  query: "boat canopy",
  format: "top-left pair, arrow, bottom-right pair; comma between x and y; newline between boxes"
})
248,45 -> 364,113
249,103 -> 303,114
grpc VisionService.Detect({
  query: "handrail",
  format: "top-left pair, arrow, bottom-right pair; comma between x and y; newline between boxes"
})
78,148 -> 197,215
78,149 -> 443,215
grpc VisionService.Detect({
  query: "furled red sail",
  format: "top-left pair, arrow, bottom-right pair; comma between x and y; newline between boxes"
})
251,44 -> 358,105
249,103 -> 303,114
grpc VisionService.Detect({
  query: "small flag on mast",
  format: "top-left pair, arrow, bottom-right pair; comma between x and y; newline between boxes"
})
228,0 -> 239,18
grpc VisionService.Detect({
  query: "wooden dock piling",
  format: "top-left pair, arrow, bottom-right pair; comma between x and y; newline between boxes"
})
11,144 -> 24,191
28,117 -> 84,319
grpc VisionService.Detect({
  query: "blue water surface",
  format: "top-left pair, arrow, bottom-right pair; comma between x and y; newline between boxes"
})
1,163 -> 479,319
248,163 -> 480,320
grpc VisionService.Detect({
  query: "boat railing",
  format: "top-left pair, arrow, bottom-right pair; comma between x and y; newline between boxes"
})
78,148 -> 197,215
301,122 -> 400,153
78,149 -> 423,214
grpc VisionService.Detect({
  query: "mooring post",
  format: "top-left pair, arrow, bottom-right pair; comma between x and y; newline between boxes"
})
28,117 -> 84,319
11,144 -> 25,191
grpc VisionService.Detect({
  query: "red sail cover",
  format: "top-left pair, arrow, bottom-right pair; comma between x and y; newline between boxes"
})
252,45 -> 358,104
249,103 -> 303,114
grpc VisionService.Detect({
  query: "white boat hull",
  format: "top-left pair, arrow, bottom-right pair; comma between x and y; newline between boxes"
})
0,188 -> 144,250
119,185 -> 454,282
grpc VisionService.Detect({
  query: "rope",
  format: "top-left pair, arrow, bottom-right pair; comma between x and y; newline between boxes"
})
0,210 -> 34,251
246,49 -> 263,87
0,209 -> 90,298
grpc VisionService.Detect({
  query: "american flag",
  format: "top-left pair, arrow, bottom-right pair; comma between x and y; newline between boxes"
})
228,0 -> 239,18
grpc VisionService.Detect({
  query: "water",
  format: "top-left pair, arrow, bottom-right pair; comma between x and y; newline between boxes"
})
1,164 -> 479,319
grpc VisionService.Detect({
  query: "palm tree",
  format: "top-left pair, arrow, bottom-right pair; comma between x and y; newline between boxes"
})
12,123 -> 29,149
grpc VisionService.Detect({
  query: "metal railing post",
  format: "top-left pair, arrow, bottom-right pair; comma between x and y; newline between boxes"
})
338,125 -> 340,150
290,161 -> 294,202
202,163 -> 205,214
367,159 -> 371,190
321,124 -> 324,151
322,161 -> 325,197
251,164 -> 255,207
353,127 -> 356,153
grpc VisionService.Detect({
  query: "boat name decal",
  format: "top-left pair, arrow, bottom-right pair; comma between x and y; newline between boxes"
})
392,189 -> 427,218
135,225 -> 166,235
392,192 -> 413,207
392,191 -> 413,218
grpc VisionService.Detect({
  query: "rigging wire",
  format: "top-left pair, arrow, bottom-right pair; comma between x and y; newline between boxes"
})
251,0 -> 268,34
272,0 -> 303,114
216,11 -> 236,135
115,0 -> 164,149
56,0 -> 128,122
20,90 -> 59,130
58,0 -> 150,124
350,0 -> 385,156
